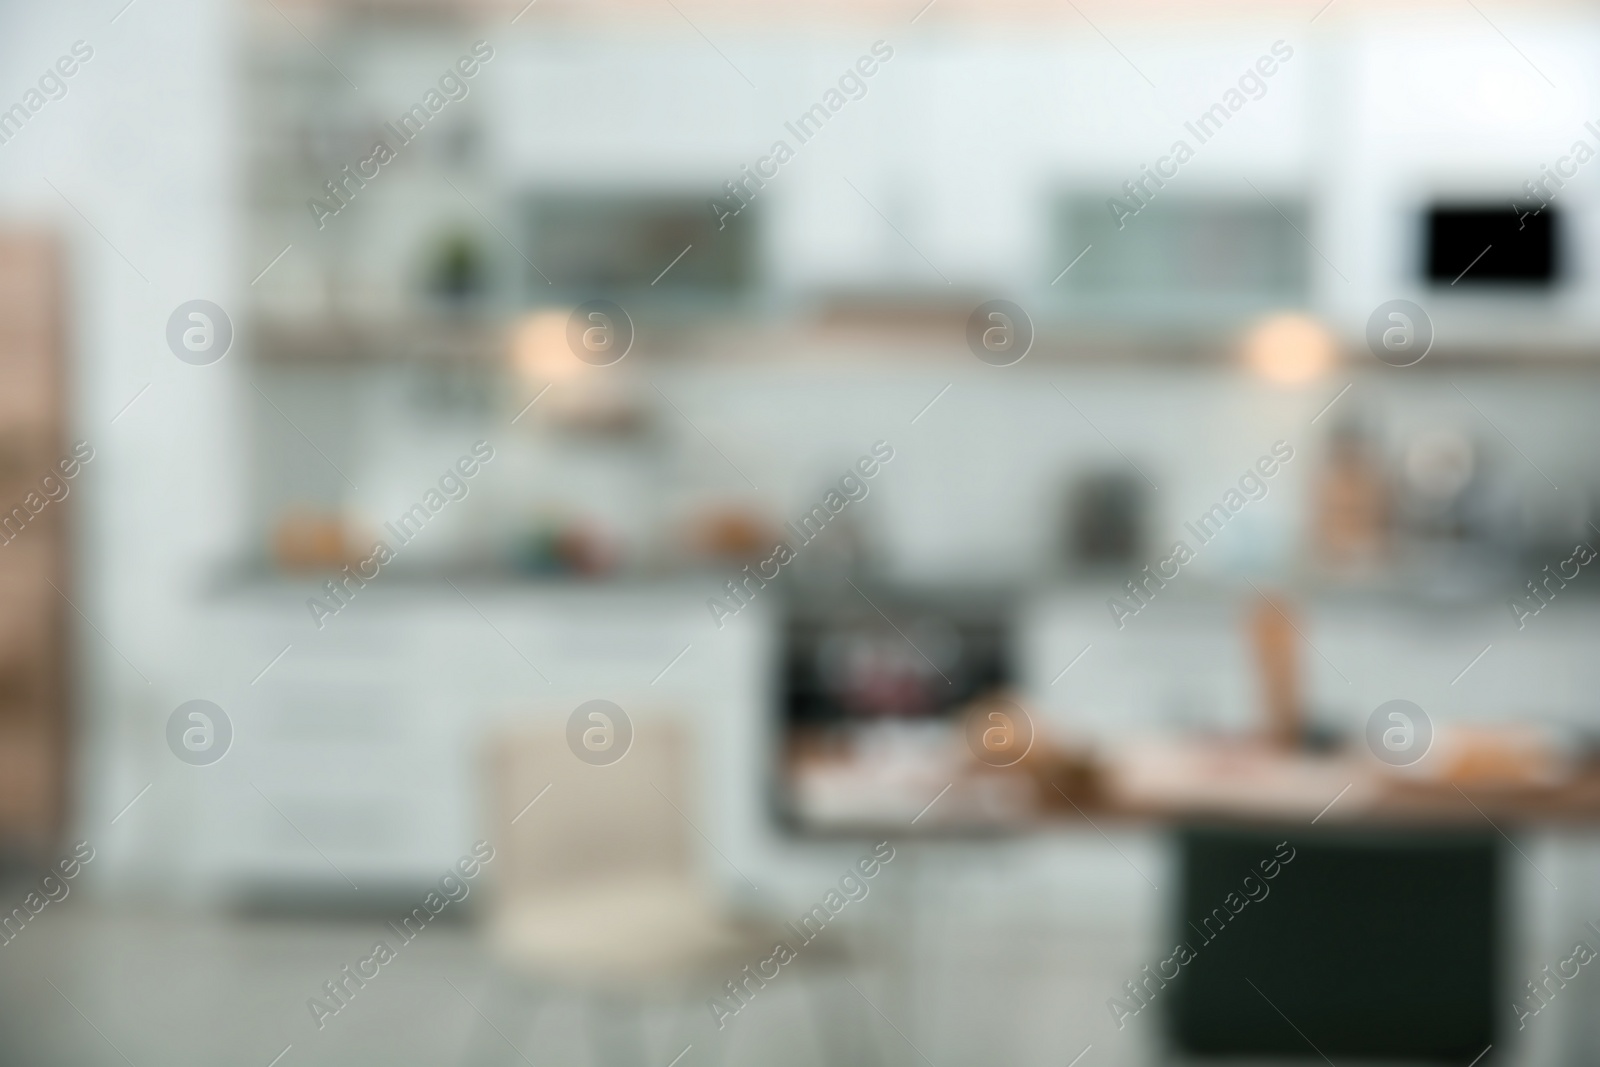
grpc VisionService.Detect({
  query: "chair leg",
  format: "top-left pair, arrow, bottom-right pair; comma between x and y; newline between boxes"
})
457,972 -> 533,1067
664,984 -> 709,1067
802,970 -> 885,1067
507,977 -> 549,1062
587,992 -> 648,1067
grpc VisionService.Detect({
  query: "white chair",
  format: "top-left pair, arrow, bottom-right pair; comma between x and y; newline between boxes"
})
470,717 -> 881,1067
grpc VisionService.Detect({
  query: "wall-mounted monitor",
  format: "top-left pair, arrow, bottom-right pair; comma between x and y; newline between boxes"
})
1425,203 -> 1558,286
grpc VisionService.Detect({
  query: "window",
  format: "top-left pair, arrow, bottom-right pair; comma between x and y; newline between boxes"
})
1055,195 -> 1309,317
523,192 -> 757,300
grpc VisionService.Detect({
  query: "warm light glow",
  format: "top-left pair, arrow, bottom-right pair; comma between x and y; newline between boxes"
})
1242,313 -> 1336,386
511,308 -> 585,382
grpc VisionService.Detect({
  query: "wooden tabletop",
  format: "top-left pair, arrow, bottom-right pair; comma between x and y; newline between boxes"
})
784,735 -> 1600,834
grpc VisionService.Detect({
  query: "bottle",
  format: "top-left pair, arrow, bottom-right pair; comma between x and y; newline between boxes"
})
1313,419 -> 1388,573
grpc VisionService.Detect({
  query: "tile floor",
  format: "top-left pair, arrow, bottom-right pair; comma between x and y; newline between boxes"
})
0,896 -> 1154,1067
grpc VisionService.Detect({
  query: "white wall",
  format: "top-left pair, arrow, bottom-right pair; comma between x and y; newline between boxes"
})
0,0 -> 247,886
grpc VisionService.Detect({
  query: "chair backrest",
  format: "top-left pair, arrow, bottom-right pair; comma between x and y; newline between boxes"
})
485,715 -> 697,896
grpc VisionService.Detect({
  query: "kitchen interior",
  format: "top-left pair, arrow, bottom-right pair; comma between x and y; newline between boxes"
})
4,0 -> 1600,1064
